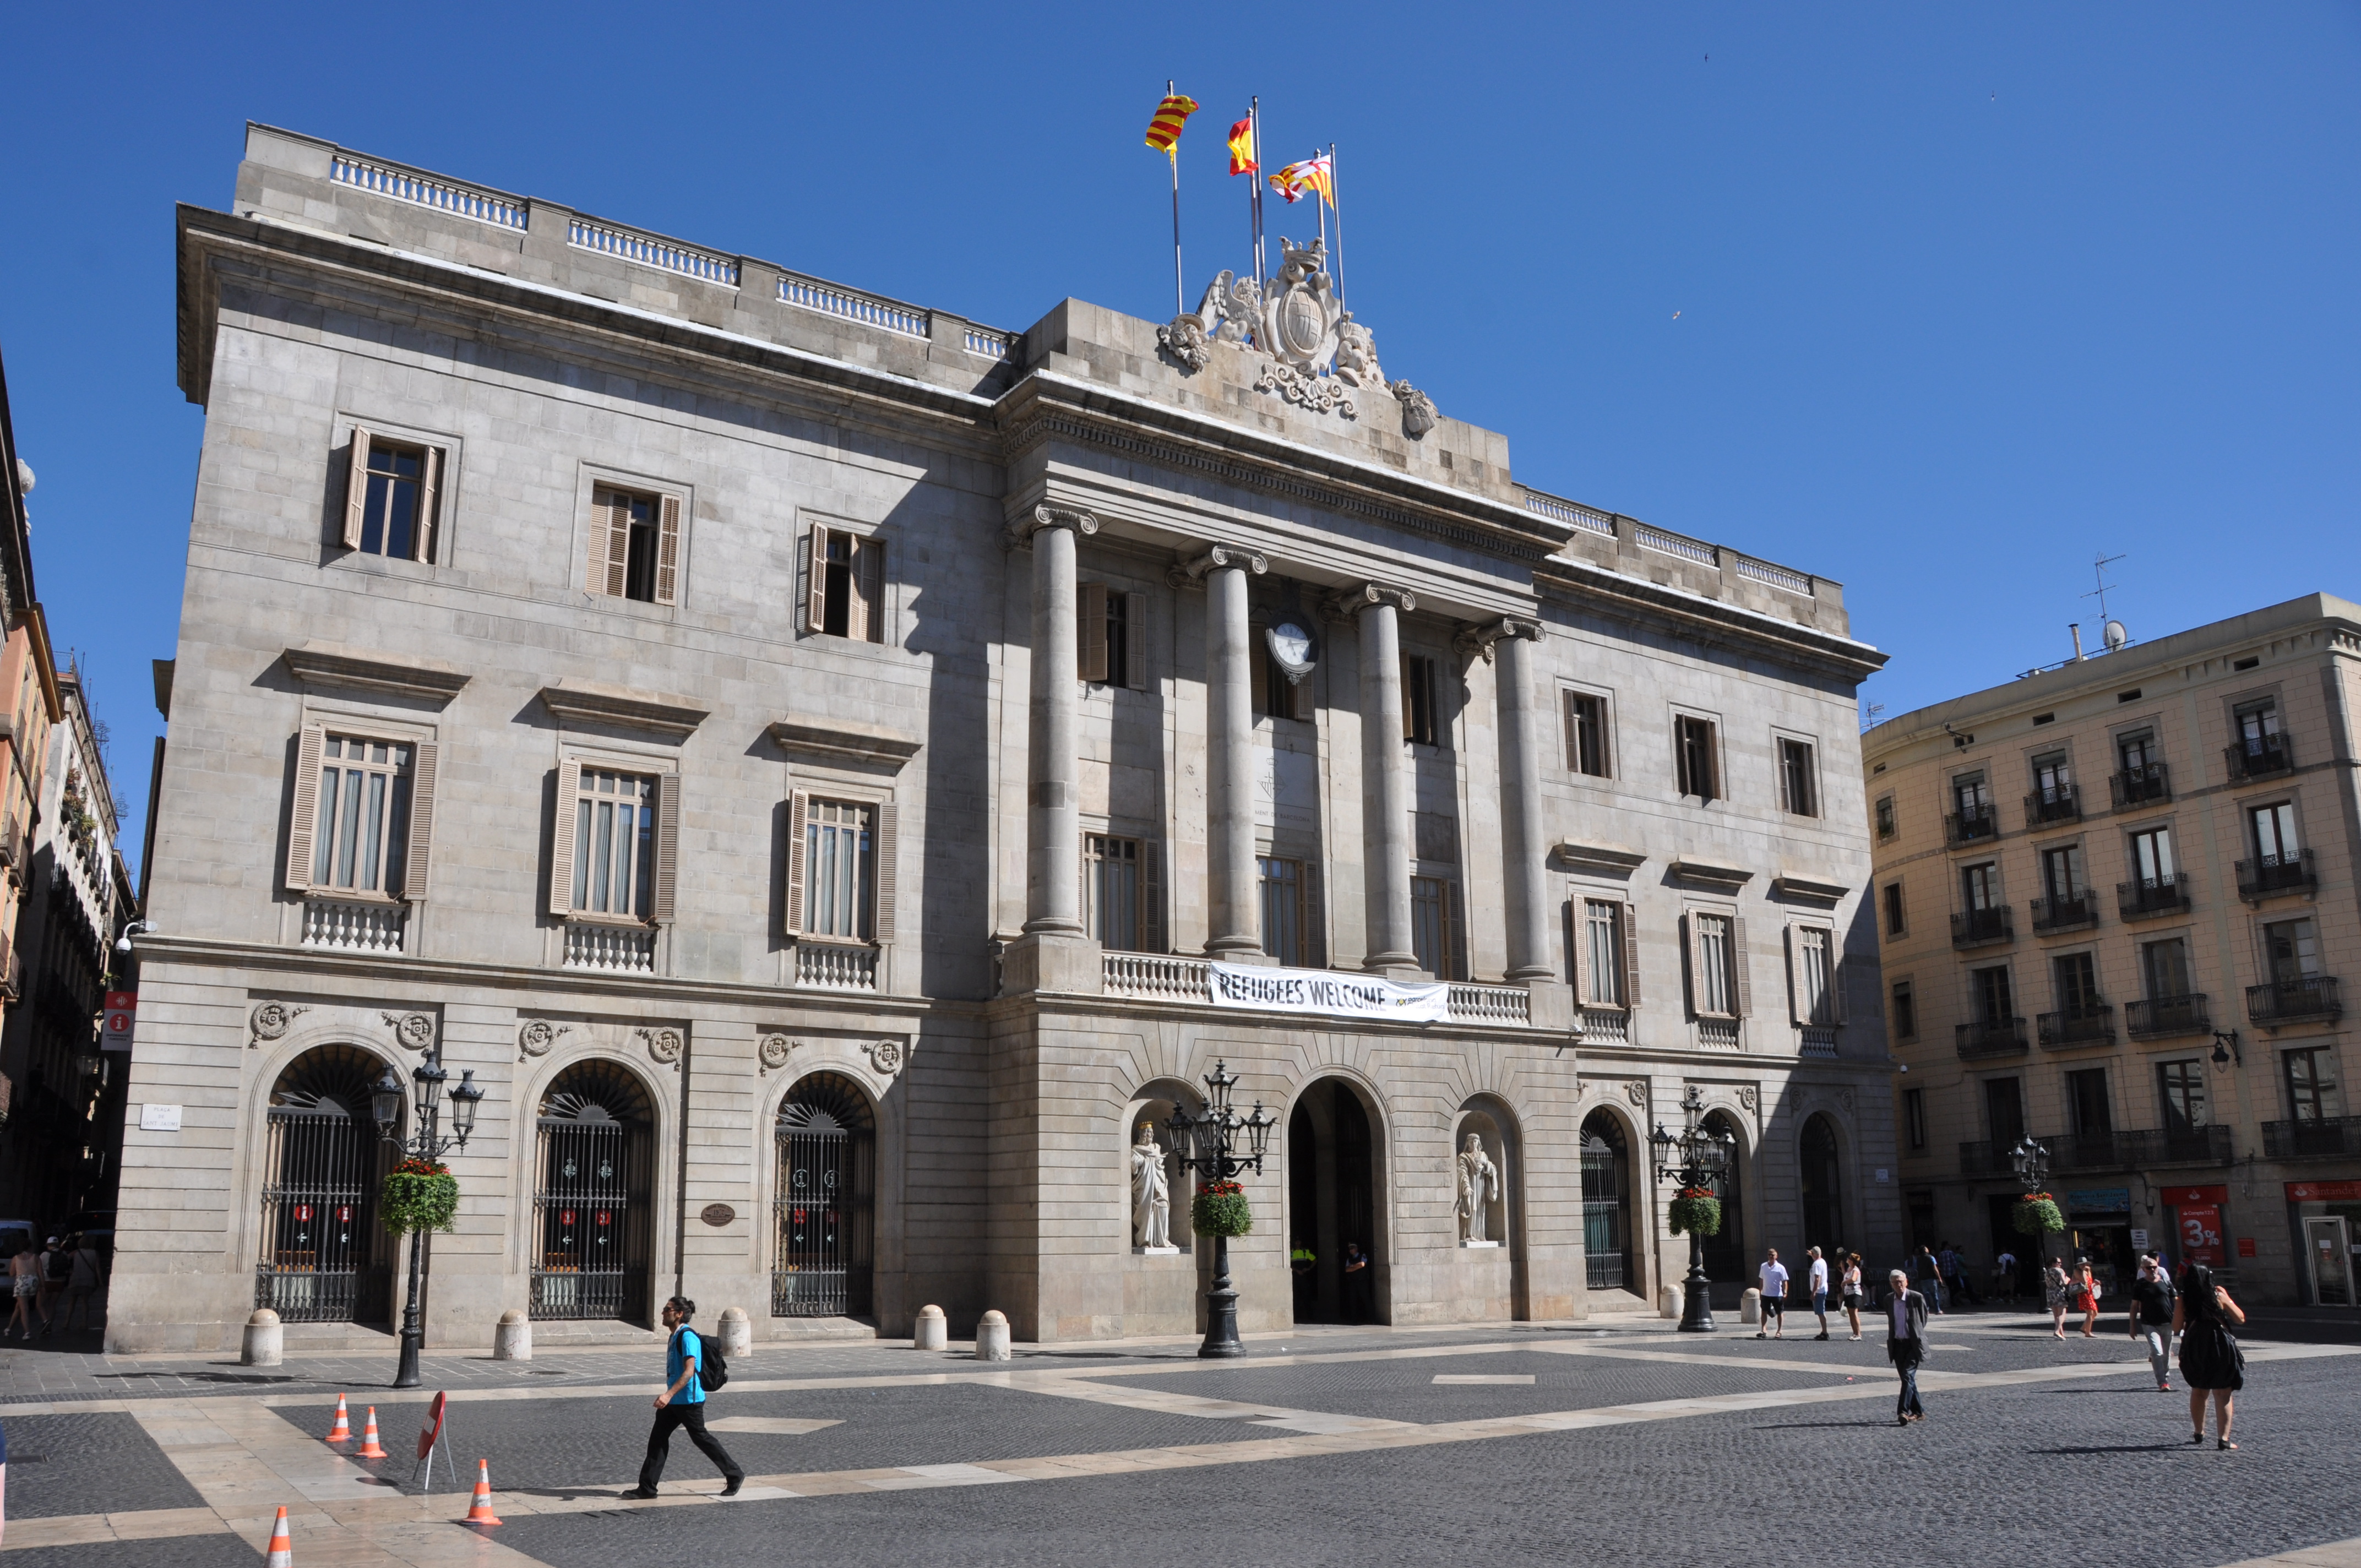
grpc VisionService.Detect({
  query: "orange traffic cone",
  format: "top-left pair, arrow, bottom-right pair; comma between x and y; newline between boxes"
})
264,1505 -> 294,1567
324,1394 -> 351,1445
463,1460 -> 503,1527
355,1406 -> 388,1460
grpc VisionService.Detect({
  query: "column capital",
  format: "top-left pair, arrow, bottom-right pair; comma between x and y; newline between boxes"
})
1165,542 -> 1269,589
1004,505 -> 1101,551
1320,581 -> 1416,619
1453,616 -> 1544,663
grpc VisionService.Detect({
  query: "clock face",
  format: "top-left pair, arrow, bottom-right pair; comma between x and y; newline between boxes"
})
1268,620 -> 1314,668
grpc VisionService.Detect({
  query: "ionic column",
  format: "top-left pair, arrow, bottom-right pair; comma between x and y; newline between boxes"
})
1483,619 -> 1553,981
1171,543 -> 1269,957
1013,505 -> 1097,935
1329,583 -> 1417,973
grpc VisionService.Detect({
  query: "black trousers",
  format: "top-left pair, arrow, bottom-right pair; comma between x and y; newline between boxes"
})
639,1401 -> 743,1490
1889,1339 -> 1924,1417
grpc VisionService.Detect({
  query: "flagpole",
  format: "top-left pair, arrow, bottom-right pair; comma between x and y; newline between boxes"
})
1249,97 -> 1265,292
1168,81 -> 1185,316
1314,149 -> 1328,260
1329,141 -> 1345,311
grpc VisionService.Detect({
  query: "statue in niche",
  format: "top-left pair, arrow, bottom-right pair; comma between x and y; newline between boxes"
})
1455,1133 -> 1500,1245
1131,1123 -> 1174,1253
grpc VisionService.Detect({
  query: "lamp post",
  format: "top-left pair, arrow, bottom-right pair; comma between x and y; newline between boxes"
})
371,1053 -> 483,1389
1650,1086 -> 1736,1334
1163,1060 -> 1275,1359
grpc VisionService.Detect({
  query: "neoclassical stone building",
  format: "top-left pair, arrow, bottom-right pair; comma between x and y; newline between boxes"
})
113,124 -> 1900,1352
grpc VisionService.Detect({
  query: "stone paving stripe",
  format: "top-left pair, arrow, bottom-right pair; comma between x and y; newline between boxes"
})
703,1416 -> 842,1435
2210,1540 -> 2361,1568
1433,1374 -> 1535,1384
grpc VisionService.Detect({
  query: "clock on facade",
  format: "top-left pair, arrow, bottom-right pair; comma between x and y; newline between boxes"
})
1265,618 -> 1316,682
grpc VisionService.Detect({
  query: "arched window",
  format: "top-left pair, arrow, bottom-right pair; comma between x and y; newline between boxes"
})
532,1061 -> 655,1324
775,1072 -> 875,1318
1799,1114 -> 1846,1256
1580,1110 -> 1634,1295
255,1044 -> 398,1324
1700,1109 -> 1747,1288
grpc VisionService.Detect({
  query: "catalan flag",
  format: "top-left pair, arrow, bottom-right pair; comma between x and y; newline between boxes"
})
1226,116 -> 1258,176
1268,155 -> 1334,206
1144,93 -> 1199,154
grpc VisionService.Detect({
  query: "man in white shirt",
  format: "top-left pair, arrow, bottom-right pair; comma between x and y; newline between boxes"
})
1806,1246 -> 1832,1340
1756,1250 -> 1790,1340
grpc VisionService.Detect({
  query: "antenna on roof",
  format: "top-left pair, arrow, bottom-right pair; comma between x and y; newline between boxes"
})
2081,552 -> 2128,650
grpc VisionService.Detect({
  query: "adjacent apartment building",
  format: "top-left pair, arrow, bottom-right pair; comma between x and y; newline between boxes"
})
1864,595 -> 2361,1306
113,124 -> 1900,1353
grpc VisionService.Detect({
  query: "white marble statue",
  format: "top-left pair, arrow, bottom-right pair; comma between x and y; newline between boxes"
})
1454,1133 -> 1500,1244
1131,1123 -> 1173,1251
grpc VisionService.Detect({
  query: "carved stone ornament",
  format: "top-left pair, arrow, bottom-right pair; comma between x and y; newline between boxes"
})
1392,380 -> 1439,438
517,1019 -> 567,1057
1156,314 -> 1213,372
642,1027 -> 684,1066
380,1011 -> 437,1053
1166,542 -> 1269,589
1254,360 -> 1356,420
1259,237 -> 1343,373
1004,504 -> 1101,553
1738,1085 -> 1760,1111
249,1001 -> 309,1044
1837,1087 -> 1857,1114
1453,617 -> 1543,666
1624,1080 -> 1650,1107
1332,313 -> 1384,389
865,1038 -> 906,1077
759,1033 -> 795,1071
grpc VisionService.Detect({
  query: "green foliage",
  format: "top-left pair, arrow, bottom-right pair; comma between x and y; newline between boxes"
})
380,1160 -> 459,1235
1191,1180 -> 1253,1239
1668,1190 -> 1722,1237
2012,1195 -> 2065,1237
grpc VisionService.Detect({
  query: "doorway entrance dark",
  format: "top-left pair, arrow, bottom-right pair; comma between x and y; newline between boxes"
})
1579,1110 -> 1635,1297
1287,1080 -> 1378,1324
1700,1109 -> 1747,1306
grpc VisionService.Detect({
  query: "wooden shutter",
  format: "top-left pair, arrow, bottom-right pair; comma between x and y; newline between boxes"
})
652,772 -> 681,923
1078,582 -> 1109,682
806,526 -> 830,633
342,429 -> 371,549
1732,915 -> 1752,1018
1446,880 -> 1469,982
1785,925 -> 1804,1026
1704,725 -> 1721,802
654,493 -> 681,606
873,801 -> 898,943
857,537 -> 886,644
1682,912 -> 1702,1018
1832,951 -> 1851,1025
1124,591 -> 1146,690
1143,839 -> 1164,954
413,447 -> 440,564
399,742 -> 438,901
1250,645 -> 1269,718
1400,654 -> 1417,741
587,490 -> 614,597
603,494 -> 632,598
286,725 -> 326,892
548,758 -> 581,917
784,791 -> 809,937
1290,668 -> 1313,722
1620,900 -> 1644,1008
1566,900 -> 1585,998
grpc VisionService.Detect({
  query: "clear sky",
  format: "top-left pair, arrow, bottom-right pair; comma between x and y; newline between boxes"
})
3,3 -> 2355,876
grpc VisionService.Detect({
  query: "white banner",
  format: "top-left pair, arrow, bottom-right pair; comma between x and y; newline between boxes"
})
1206,961 -> 1451,1023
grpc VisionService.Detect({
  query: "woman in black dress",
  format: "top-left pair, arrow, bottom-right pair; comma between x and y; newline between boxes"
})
2174,1262 -> 2247,1449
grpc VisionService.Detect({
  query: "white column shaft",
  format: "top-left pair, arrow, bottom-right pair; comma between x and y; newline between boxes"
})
1496,630 -> 1553,981
1025,521 -> 1083,934
1206,564 -> 1261,956
1359,602 -> 1415,970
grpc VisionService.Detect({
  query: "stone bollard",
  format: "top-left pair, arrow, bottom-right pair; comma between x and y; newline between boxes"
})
1740,1288 -> 1762,1326
913,1304 -> 948,1352
493,1309 -> 532,1362
718,1306 -> 752,1358
1658,1284 -> 1683,1320
242,1308 -> 283,1366
973,1308 -> 1011,1361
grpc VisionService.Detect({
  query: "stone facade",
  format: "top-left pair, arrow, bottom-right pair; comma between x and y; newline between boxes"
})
110,124 -> 1899,1353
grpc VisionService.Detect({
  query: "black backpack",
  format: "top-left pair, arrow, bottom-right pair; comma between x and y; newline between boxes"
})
685,1329 -> 728,1392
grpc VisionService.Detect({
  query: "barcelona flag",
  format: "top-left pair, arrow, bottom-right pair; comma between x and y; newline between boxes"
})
1144,93 -> 1198,155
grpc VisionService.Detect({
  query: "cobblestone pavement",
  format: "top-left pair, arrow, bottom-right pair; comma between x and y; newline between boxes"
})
2,1310 -> 2356,1567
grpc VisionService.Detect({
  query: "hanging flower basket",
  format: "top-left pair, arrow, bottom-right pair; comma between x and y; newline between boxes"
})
1190,1180 -> 1253,1239
2012,1192 -> 2065,1238
1667,1187 -> 1722,1237
380,1157 -> 459,1235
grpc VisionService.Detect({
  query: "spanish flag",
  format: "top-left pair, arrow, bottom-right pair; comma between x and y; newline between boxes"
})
1144,93 -> 1199,155
1269,155 -> 1333,207
1227,117 -> 1258,176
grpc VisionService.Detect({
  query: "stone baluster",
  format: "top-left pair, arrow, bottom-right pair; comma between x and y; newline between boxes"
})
1170,544 -> 1270,959
1328,584 -> 1417,974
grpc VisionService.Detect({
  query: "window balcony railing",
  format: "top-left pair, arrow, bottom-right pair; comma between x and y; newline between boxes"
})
1798,1026 -> 1838,1058
302,899 -> 407,955
2110,763 -> 2171,809
1951,907 -> 2013,950
1449,984 -> 1534,1025
2025,785 -> 2081,827
2125,994 -> 2212,1038
563,922 -> 656,974
2038,1004 -> 2115,1049
2224,733 -> 2293,781
1102,954 -> 1214,1001
1956,1017 -> 2028,1059
2057,1126 -> 2232,1170
2236,850 -> 2316,903
795,941 -> 879,992
2247,976 -> 2342,1027
1580,1008 -> 1630,1045
2118,874 -> 2193,921
2261,1115 -> 2361,1160
2030,892 -> 2099,935
1696,1018 -> 1741,1050
1946,807 -> 1999,846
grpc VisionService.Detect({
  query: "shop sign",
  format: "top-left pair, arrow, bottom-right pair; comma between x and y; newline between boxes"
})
2178,1202 -> 2226,1267
2286,1180 -> 2361,1203
2161,1185 -> 2229,1206
101,991 -> 136,1053
2066,1188 -> 2131,1215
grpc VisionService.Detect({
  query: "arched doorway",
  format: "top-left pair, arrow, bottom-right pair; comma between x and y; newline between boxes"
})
255,1044 -> 397,1324
775,1072 -> 875,1319
1700,1109 -> 1748,1296
1287,1080 -> 1379,1324
1580,1110 -> 1635,1297
1799,1114 -> 1846,1258
531,1061 -> 655,1324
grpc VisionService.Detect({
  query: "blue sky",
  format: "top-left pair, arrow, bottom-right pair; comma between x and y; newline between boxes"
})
3,3 -> 2355,876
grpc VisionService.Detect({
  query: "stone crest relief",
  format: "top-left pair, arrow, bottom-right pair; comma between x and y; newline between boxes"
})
249,1001 -> 311,1046
864,1039 -> 907,1077
517,1019 -> 569,1058
759,1033 -> 796,1072
1624,1080 -> 1650,1108
639,1027 -> 685,1066
380,1011 -> 437,1053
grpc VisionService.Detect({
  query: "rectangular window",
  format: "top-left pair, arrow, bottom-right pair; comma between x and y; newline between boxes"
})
2251,802 -> 2299,865
1954,772 -> 1991,815
2054,951 -> 2102,1015
1565,692 -> 1608,777
1402,655 -> 1439,746
1875,793 -> 1897,841
342,427 -> 441,564
1410,875 -> 1460,979
1883,882 -> 1907,937
591,486 -> 679,606
1777,737 -> 1818,817
2118,729 -> 2157,772
801,798 -> 875,940
1086,835 -> 1143,952
2286,1047 -> 2343,1122
1260,644 -> 1310,720
572,769 -> 657,919
2130,826 -> 2175,886
2066,1068 -> 2112,1136
2236,700 -> 2281,748
2263,917 -> 2321,984
1693,913 -> 1736,1016
2158,1060 -> 2208,1131
2141,937 -> 2192,999
1890,979 -> 1918,1042
1972,965 -> 2014,1027
1794,926 -> 1834,1025
1961,861 -> 2000,911
2040,844 -> 2086,901
1903,1087 -> 1927,1151
2032,749 -> 2073,803
1260,856 -> 1306,967
1079,584 -> 1146,690
312,735 -> 413,894
1984,1076 -> 2025,1146
1582,899 -> 1624,1006
1675,716 -> 1719,802
807,525 -> 885,641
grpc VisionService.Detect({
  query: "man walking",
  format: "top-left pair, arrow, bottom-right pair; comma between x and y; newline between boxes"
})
1885,1267 -> 1930,1424
1914,1245 -> 1947,1314
2129,1253 -> 2176,1392
1756,1249 -> 1789,1340
627,1297 -> 744,1500
1806,1246 -> 1831,1340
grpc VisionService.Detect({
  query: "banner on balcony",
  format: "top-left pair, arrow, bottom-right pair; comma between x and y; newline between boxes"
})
1206,961 -> 1450,1023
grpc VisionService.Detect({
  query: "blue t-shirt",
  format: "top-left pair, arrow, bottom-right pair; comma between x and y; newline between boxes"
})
668,1327 -> 706,1404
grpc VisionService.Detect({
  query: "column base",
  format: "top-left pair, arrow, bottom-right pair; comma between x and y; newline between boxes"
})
1002,932 -> 1103,997
1205,942 -> 1274,966
1363,956 -> 1426,983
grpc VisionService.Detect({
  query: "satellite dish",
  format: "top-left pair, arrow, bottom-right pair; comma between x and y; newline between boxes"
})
2103,620 -> 2128,653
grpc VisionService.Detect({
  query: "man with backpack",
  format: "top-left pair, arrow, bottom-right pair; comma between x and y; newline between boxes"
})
627,1296 -> 743,1499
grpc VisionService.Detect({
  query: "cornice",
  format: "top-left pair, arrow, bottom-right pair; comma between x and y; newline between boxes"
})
538,679 -> 708,741
282,642 -> 470,705
1535,552 -> 1886,682
768,717 -> 922,771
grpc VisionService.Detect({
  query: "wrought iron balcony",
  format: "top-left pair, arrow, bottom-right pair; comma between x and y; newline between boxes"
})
2224,733 -> 2293,781
2125,994 -> 2211,1038
1956,1017 -> 2028,1059
2037,1004 -> 2115,1049
2025,785 -> 2081,827
2237,849 -> 2316,903
2030,893 -> 2099,935
2109,763 -> 2172,809
2052,1125 -> 2232,1170
2118,874 -> 2192,921
1946,807 -> 1999,846
1951,906 -> 2013,950
2248,975 -> 2342,1027
2262,1115 -> 2361,1160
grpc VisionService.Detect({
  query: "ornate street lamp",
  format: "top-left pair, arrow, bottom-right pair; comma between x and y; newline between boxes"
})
2008,1135 -> 2051,1193
1650,1086 -> 1735,1333
1163,1060 -> 1275,1359
372,1052 -> 485,1388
